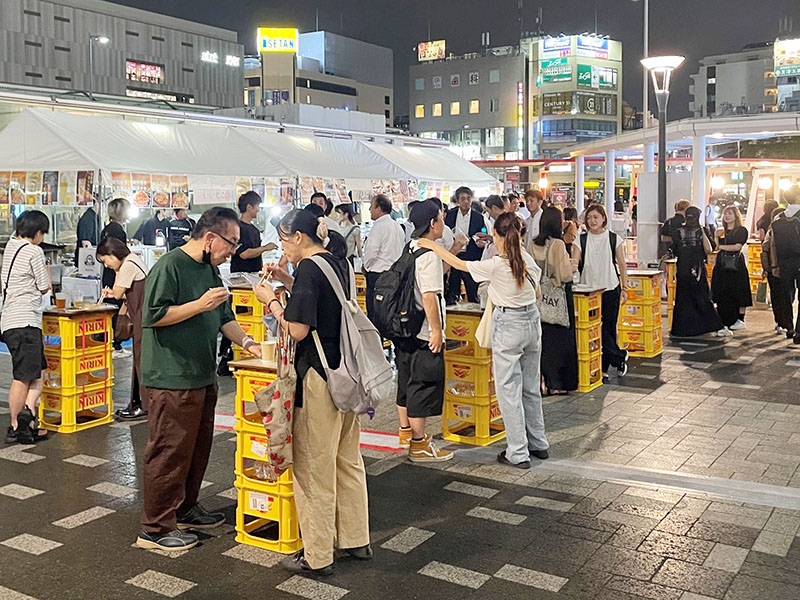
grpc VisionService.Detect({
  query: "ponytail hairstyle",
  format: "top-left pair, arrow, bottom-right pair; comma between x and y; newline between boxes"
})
494,212 -> 527,288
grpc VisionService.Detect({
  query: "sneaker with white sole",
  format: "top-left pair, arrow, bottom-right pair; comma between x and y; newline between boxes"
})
716,327 -> 733,337
112,348 -> 132,359
398,427 -> 412,449
409,434 -> 453,462
729,320 -> 746,331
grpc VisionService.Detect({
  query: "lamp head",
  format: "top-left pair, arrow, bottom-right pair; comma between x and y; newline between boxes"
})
640,56 -> 685,72
98,36 -> 110,44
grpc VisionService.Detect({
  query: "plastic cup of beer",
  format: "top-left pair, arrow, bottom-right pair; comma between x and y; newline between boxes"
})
260,340 -> 276,362
55,293 -> 67,309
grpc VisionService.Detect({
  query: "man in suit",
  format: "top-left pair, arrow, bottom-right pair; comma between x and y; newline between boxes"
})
772,185 -> 800,343
444,186 -> 488,305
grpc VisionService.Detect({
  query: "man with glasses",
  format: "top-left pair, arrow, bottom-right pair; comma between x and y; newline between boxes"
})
136,207 -> 262,553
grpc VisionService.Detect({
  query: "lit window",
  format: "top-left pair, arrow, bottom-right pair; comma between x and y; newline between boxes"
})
490,98 -> 499,112
489,69 -> 500,83
707,77 -> 716,83
415,77 -> 425,90
450,101 -> 460,115
306,95 -> 311,103
469,100 -> 479,114
415,104 -> 425,118
433,102 -> 442,116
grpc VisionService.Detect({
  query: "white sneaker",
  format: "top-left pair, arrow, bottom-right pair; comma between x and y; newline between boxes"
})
716,328 -> 733,337
112,348 -> 132,359
729,320 -> 746,331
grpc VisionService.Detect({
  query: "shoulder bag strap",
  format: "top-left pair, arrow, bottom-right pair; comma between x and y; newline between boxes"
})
3,243 -> 30,301
578,233 -> 587,274
307,254 -> 352,305
609,231 -> 620,279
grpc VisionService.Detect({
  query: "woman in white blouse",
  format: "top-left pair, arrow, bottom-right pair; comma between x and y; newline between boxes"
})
417,213 -> 548,469
571,204 -> 629,378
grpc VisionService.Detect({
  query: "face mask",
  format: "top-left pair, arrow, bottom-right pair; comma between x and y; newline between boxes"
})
202,240 -> 212,264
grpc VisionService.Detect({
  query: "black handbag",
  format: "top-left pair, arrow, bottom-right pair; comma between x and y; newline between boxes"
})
717,250 -> 742,272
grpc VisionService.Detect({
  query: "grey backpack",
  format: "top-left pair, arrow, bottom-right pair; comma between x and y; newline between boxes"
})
309,255 -> 394,418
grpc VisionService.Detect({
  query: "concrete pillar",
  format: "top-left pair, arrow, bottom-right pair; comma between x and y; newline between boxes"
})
605,150 -> 616,216
576,155 -> 585,214
644,142 -> 656,173
691,136 -> 707,217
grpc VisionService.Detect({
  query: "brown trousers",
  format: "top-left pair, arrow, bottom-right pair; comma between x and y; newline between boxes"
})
141,384 -> 217,534
293,369 -> 370,569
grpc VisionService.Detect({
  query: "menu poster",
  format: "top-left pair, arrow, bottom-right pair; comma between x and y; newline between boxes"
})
370,179 -> 382,197
334,178 -> 348,204
264,185 -> 280,206
10,171 -> 26,204
170,175 -> 189,208
0,172 -> 9,204
324,179 -> 336,202
25,171 -> 42,205
417,180 -> 428,201
42,171 -> 59,205
250,177 -> 265,202
299,177 -> 314,204
131,172 -> 152,207
280,179 -> 295,205
398,180 -> 410,204
111,171 -> 132,200
150,174 -> 170,208
76,170 -> 94,205
59,171 -> 77,205
408,180 -> 418,202
441,183 -> 452,203
235,177 -> 251,199
312,177 -> 324,194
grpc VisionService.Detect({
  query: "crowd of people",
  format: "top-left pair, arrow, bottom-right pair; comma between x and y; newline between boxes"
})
4,180 -> 795,579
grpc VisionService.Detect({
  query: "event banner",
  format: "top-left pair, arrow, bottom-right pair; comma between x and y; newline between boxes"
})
150,174 -> 170,208
131,172 -> 152,207
0,172 -> 9,204
10,171 -> 26,204
111,171 -> 133,201
170,175 -> 189,208
26,171 -> 42,205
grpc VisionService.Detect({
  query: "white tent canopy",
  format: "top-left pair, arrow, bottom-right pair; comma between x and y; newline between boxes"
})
0,107 -> 496,188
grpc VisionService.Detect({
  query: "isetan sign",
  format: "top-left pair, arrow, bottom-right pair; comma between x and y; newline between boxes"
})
257,28 -> 299,53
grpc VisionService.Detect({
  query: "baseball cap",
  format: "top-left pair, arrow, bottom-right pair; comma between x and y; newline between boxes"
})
408,199 -> 440,239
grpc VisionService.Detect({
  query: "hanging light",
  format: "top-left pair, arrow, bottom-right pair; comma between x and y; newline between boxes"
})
779,178 -> 792,191
710,176 -> 725,190
758,177 -> 773,190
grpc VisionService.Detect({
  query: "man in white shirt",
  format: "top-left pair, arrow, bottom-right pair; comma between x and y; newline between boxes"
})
395,199 -> 452,463
523,189 -> 544,250
362,193 -> 405,319
1,210 -> 51,445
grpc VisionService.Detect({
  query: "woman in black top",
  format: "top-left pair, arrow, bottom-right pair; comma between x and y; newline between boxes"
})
671,207 -> 723,337
711,206 -> 752,334
254,210 -> 370,577
100,198 -> 130,354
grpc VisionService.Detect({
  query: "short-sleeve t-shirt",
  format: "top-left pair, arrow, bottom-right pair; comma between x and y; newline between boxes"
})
410,241 -> 446,342
467,252 -> 540,308
230,221 -> 262,273
140,248 -> 235,390
0,238 -> 50,333
721,226 -> 748,246
284,252 -> 350,405
114,253 -> 148,290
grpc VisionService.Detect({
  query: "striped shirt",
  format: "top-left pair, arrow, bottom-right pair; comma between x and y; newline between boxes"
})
0,238 -> 50,333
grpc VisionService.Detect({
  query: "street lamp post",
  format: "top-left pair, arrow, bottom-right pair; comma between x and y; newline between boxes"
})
633,0 -> 649,128
88,34 -> 110,100
641,55 -> 684,222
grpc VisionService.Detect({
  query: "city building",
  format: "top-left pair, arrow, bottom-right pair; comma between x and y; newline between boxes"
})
0,0 -> 244,107
525,34 -> 623,158
689,38 -> 800,117
243,29 -> 393,128
408,44 -> 527,161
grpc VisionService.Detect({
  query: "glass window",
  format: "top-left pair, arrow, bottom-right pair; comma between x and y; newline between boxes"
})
469,100 -> 480,114
385,109 -> 391,119
384,95 -> 391,105
415,78 -> 425,91
415,104 -> 425,118
486,127 -> 504,147
489,69 -> 500,83
490,98 -> 499,112
433,102 -> 442,117
450,101 -> 461,115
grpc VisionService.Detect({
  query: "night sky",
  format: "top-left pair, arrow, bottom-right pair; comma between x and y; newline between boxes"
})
113,0 -> 800,120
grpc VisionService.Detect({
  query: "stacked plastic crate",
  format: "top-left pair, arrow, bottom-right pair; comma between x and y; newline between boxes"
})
664,259 -> 677,329
573,288 -> 603,392
619,270 -> 663,358
441,307 -> 505,446
231,287 -> 267,361
747,243 -> 763,295
39,309 -> 115,433
231,361 -> 302,554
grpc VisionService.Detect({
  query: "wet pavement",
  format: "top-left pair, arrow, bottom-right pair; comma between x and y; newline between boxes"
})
1,308 -> 800,599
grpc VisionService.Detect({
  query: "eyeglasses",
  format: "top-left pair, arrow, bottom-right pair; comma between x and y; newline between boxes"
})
215,232 -> 241,253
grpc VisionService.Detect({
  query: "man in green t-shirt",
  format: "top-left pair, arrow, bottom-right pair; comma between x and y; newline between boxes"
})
136,207 -> 262,553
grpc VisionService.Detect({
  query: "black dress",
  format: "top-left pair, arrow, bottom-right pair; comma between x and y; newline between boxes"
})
670,226 -> 722,336
711,226 -> 752,327
534,245 -> 578,392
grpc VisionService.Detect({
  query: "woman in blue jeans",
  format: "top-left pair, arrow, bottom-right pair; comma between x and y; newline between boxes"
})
416,212 -> 548,469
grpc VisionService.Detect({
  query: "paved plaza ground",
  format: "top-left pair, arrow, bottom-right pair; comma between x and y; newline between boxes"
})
1,308 -> 800,599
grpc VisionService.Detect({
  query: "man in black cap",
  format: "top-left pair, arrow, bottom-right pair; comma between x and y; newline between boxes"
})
394,199 -> 453,463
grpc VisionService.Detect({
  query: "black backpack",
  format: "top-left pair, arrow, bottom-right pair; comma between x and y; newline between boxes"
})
372,243 -> 430,341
